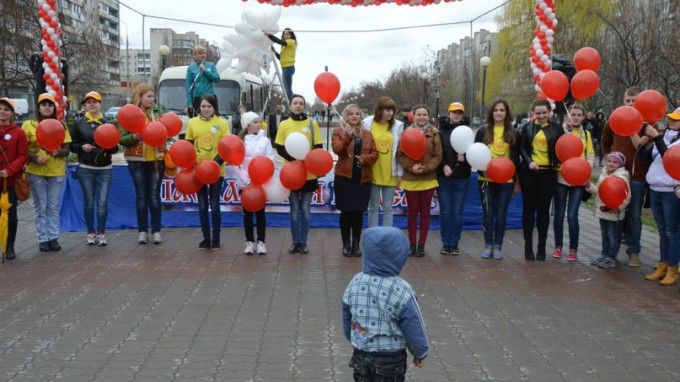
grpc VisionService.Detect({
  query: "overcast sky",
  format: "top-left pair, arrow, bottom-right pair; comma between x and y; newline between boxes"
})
120,0 -> 506,103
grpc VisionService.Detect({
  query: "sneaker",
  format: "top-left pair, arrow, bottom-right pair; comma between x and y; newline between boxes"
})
440,246 -> 450,255
138,231 -> 148,244
597,257 -> 617,269
449,246 -> 461,256
96,233 -> 107,246
244,241 -> 255,255
299,243 -> 309,254
628,253 -> 641,268
198,239 -> 211,250
210,241 -> 221,250
591,255 -> 607,266
39,241 -> 51,252
256,241 -> 267,255
566,250 -> 578,262
493,251 -> 503,260
481,249 -> 492,259
49,239 -> 61,251
86,232 -> 96,245
288,243 -> 299,254
152,232 -> 162,244
552,247 -> 562,259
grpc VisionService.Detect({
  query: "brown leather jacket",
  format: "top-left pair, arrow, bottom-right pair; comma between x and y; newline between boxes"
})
396,125 -> 443,181
331,127 -> 377,184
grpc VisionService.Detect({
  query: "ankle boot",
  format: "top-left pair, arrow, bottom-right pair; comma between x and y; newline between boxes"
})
645,261 -> 668,281
524,242 -> 535,261
342,241 -> 351,257
352,241 -> 362,257
416,244 -> 425,257
409,244 -> 416,257
660,265 -> 679,286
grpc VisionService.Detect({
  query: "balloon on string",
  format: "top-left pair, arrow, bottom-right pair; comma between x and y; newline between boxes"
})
540,70 -> 569,101
573,47 -> 601,72
93,123 -> 120,149
195,159 -> 221,185
662,145 -> 680,181
400,128 -> 427,160
241,184 -> 267,212
304,149 -> 333,176
279,160 -> 307,190
556,133 -> 584,163
407,112 -> 414,123
218,135 -> 246,165
634,90 -> 667,123
449,125 -> 474,153
36,118 -> 65,152
174,168 -> 203,195
117,104 -> 146,133
609,106 -> 643,137
599,176 -> 628,209
284,132 -> 311,160
157,113 -> 183,137
314,72 -> 341,104
570,70 -> 600,100
485,157 -> 515,183
561,157 -> 592,186
248,156 -> 275,185
169,140 -> 197,169
141,121 -> 168,147
262,176 -> 291,203
466,143 -> 492,171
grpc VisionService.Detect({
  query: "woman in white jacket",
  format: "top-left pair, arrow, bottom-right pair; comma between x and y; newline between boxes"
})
363,97 -> 404,227
236,112 -> 275,255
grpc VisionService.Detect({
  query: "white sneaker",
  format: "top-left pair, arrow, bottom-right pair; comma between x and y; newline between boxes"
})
138,231 -> 148,244
256,241 -> 267,255
152,232 -> 162,244
96,233 -> 107,246
86,233 -> 96,245
244,241 -> 255,255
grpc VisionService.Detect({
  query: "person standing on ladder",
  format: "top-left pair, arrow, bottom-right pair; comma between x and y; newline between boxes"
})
265,28 -> 297,100
185,45 -> 220,117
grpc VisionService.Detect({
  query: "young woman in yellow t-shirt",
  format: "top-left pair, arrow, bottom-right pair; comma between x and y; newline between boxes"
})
474,99 -> 519,260
266,28 -> 297,100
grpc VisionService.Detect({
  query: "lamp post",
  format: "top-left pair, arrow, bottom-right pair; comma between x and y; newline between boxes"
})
159,45 -> 171,73
480,56 -> 491,117
421,72 -> 430,105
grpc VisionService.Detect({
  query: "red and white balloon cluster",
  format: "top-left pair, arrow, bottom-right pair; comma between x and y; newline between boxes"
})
37,0 -> 66,120
529,0 -> 557,104
245,0 -> 463,7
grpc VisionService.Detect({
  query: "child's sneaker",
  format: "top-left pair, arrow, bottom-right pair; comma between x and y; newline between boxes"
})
244,241 -> 255,255
566,249 -> 578,262
481,249 -> 492,259
493,251 -> 503,260
96,233 -> 107,246
152,232 -> 162,244
86,232 -> 96,245
552,247 -> 562,259
591,255 -> 606,266
597,256 -> 616,268
138,231 -> 148,244
256,241 -> 267,255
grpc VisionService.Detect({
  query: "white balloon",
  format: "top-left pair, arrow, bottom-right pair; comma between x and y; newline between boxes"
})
466,143 -> 492,171
450,125 -> 475,154
285,132 -> 311,160
234,21 -> 250,35
263,176 -> 290,203
215,57 -> 232,72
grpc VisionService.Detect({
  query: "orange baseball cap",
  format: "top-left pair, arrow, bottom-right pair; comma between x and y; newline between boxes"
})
38,93 -> 56,104
666,107 -> 680,121
448,102 -> 465,113
0,98 -> 14,113
81,91 -> 102,104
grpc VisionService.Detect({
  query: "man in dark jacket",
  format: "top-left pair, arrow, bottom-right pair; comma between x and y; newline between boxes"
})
267,102 -> 288,146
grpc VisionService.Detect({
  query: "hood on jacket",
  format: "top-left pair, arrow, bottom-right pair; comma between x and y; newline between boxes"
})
361,227 -> 409,276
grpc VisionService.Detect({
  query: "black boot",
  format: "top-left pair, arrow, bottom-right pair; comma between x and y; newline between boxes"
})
409,244 -> 416,257
525,242 -> 535,261
5,246 -> 15,260
342,241 -> 351,257
352,241 -> 362,257
416,244 -> 425,257
6,220 -> 17,260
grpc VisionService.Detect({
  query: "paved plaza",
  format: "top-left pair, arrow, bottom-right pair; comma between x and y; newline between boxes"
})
0,203 -> 679,381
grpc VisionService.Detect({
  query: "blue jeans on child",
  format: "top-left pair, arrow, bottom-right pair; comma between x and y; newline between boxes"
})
478,181 -> 514,251
28,174 -> 65,242
600,219 -> 623,259
650,190 -> 680,266
437,177 -> 469,248
349,349 -> 407,382
553,183 -> 585,251
77,167 -> 112,233
197,178 -> 223,242
289,191 -> 312,244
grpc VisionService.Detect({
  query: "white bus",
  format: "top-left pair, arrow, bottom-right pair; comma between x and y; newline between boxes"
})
157,66 -> 265,137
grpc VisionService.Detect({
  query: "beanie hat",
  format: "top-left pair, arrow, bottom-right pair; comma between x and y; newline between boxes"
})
240,111 -> 260,129
607,151 -> 626,167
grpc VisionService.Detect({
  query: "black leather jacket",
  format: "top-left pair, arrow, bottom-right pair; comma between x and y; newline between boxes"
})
518,120 -> 564,170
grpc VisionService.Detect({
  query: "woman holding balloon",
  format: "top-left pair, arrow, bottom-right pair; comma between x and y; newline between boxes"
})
119,84 -> 166,245
474,99 -> 519,260
275,94 -> 323,255
332,104 -> 378,257
22,93 -> 71,252
69,91 -> 118,246
0,98 -> 28,260
185,95 -> 229,250
518,99 -> 564,261
397,105 -> 442,257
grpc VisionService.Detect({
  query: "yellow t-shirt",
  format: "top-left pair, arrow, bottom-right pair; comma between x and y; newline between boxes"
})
275,118 -> 323,180
531,123 -> 550,167
479,125 -> 513,183
370,121 -> 397,187
185,116 -> 230,176
22,120 -> 73,177
280,39 -> 296,68
144,115 -> 160,161
400,178 -> 438,192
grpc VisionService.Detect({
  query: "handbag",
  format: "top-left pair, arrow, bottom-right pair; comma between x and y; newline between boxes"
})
14,177 -> 30,201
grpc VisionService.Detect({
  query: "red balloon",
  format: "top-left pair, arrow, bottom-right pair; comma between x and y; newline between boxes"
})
599,176 -> 628,209
634,90 -> 667,123
561,157 -> 592,186
280,160 -> 307,190
570,70 -> 600,100
169,140 -> 197,169
556,133 -> 584,163
540,70 -> 570,101
400,128 -> 427,160
195,159 -> 221,185
141,121 -> 168,147
573,47 -> 601,72
118,104 -> 146,133
174,168 -> 202,195
486,157 -> 515,183
248,156 -> 275,185
407,111 -> 414,122
241,184 -> 267,212
314,72 -> 341,104
663,145 -> 680,181
304,149 -> 333,176
94,123 -> 120,149
218,135 -> 246,165
158,113 -> 183,137
609,106 -> 643,137
36,118 -> 66,152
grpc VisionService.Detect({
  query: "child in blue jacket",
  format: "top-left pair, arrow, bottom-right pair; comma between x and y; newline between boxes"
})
342,226 -> 429,380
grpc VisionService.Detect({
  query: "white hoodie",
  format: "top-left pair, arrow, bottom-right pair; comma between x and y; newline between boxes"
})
236,130 -> 275,188
646,130 -> 679,193
587,166 -> 631,221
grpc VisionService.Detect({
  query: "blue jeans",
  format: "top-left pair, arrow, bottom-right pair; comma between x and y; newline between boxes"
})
282,65 -> 295,100
289,191 -> 312,243
77,167 -> 112,233
650,190 -> 680,266
28,174 -> 65,242
478,181 -> 514,251
624,180 -> 646,254
197,177 -> 223,242
368,185 -> 396,227
128,161 -> 164,233
600,219 -> 623,259
438,177 -> 469,247
553,183 -> 585,251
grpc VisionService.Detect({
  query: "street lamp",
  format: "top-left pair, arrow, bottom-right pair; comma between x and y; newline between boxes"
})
159,45 -> 171,73
480,56 -> 491,117
421,72 -> 430,105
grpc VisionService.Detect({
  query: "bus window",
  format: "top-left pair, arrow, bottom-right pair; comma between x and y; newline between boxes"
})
157,79 -> 186,114
216,80 -> 240,116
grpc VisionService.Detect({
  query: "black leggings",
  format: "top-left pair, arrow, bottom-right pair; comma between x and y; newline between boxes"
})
340,211 -> 364,245
243,208 -> 266,242
519,168 -> 557,255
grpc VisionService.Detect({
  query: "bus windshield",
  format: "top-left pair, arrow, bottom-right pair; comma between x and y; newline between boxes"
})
157,79 -> 241,116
